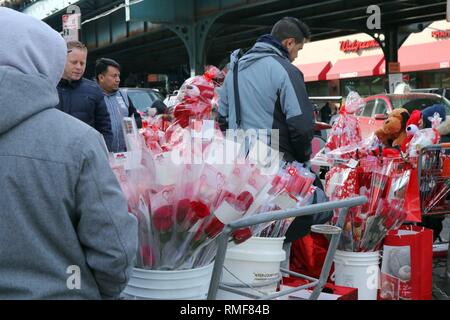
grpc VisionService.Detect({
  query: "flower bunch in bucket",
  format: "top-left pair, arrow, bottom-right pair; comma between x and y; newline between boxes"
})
112,118 -> 318,270
252,162 -> 317,238
326,157 -> 410,252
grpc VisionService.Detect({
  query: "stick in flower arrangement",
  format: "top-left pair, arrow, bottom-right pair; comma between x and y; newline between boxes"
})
172,159 -> 249,268
358,198 -> 406,252
250,164 -> 317,238
366,159 -> 397,215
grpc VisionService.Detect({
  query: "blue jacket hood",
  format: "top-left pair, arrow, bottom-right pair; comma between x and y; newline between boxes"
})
231,34 -> 290,71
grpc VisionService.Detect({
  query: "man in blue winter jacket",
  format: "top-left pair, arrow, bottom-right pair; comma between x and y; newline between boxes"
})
57,41 -> 113,151
218,16 -> 315,164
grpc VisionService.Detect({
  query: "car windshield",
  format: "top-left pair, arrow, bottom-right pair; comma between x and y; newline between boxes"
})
388,95 -> 450,115
127,90 -> 159,112
152,90 -> 165,101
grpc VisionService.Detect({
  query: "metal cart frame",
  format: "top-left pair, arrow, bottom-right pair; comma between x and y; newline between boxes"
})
417,143 -> 450,217
207,196 -> 368,300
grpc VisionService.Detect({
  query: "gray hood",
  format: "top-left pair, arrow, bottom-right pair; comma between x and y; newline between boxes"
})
0,7 -> 67,135
231,41 -> 288,72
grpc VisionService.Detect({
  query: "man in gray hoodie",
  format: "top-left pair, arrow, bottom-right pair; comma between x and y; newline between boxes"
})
0,8 -> 138,299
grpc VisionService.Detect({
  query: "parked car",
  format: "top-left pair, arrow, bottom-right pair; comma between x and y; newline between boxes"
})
355,93 -> 450,139
411,87 -> 450,100
121,87 -> 164,113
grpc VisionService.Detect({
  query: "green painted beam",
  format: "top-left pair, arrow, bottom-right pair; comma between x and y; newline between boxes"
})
129,0 -> 194,24
129,0 -> 278,23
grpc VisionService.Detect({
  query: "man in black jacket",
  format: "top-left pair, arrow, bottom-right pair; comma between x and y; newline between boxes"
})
218,17 -> 332,249
218,17 -> 314,164
57,41 -> 113,150
95,58 -> 142,153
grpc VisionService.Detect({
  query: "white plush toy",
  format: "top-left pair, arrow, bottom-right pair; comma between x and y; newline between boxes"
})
408,113 -> 442,157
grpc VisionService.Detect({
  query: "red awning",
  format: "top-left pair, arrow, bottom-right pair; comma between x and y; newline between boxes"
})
326,55 -> 385,80
399,41 -> 450,72
296,61 -> 332,82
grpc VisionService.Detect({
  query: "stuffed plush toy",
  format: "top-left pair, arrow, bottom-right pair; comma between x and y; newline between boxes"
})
387,248 -> 411,281
401,110 -> 422,152
375,108 -> 410,148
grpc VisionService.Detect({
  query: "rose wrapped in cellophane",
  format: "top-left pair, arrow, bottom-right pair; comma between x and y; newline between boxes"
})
324,92 -> 365,153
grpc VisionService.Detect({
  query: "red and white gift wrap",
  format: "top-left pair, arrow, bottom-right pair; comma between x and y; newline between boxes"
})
325,166 -> 360,200
325,114 -> 362,152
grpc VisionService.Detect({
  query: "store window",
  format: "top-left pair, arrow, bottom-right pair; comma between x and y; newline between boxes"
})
371,77 -> 385,95
340,76 -> 386,97
421,71 -> 441,88
306,81 -> 329,96
441,70 -> 450,88
408,70 -> 450,90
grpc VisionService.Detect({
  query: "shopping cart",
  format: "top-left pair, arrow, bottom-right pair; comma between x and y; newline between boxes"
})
207,196 -> 367,300
417,143 -> 450,216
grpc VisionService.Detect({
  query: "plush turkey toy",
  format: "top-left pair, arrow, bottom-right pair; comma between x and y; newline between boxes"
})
401,110 -> 422,152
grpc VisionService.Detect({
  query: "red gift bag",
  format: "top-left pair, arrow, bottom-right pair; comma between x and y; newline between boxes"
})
385,168 -> 421,223
290,233 -> 333,281
403,169 -> 421,222
380,226 -> 433,300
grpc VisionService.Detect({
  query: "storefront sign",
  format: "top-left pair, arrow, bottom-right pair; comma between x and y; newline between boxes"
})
431,30 -> 450,38
340,40 -> 380,52
389,62 -> 401,73
340,72 -> 359,78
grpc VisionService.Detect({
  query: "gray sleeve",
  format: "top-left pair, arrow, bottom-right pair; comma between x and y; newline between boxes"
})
75,130 -> 138,299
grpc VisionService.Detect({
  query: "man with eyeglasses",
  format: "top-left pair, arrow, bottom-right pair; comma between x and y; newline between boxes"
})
57,41 -> 113,151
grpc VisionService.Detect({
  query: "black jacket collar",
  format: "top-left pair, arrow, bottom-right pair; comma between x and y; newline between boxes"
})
58,78 -> 82,89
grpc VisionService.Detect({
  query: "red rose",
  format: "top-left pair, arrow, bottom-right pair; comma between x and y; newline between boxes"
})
190,201 -> 210,220
204,216 -> 225,239
152,205 -> 174,232
235,191 -> 254,211
176,199 -> 191,224
232,228 -> 253,244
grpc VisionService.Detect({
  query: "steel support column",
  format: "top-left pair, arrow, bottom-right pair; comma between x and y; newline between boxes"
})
168,15 -> 220,77
369,27 -> 405,92
369,22 -> 430,92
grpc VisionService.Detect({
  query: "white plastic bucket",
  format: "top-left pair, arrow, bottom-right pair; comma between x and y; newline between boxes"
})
333,250 -> 380,300
217,237 -> 286,300
122,262 -> 214,300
